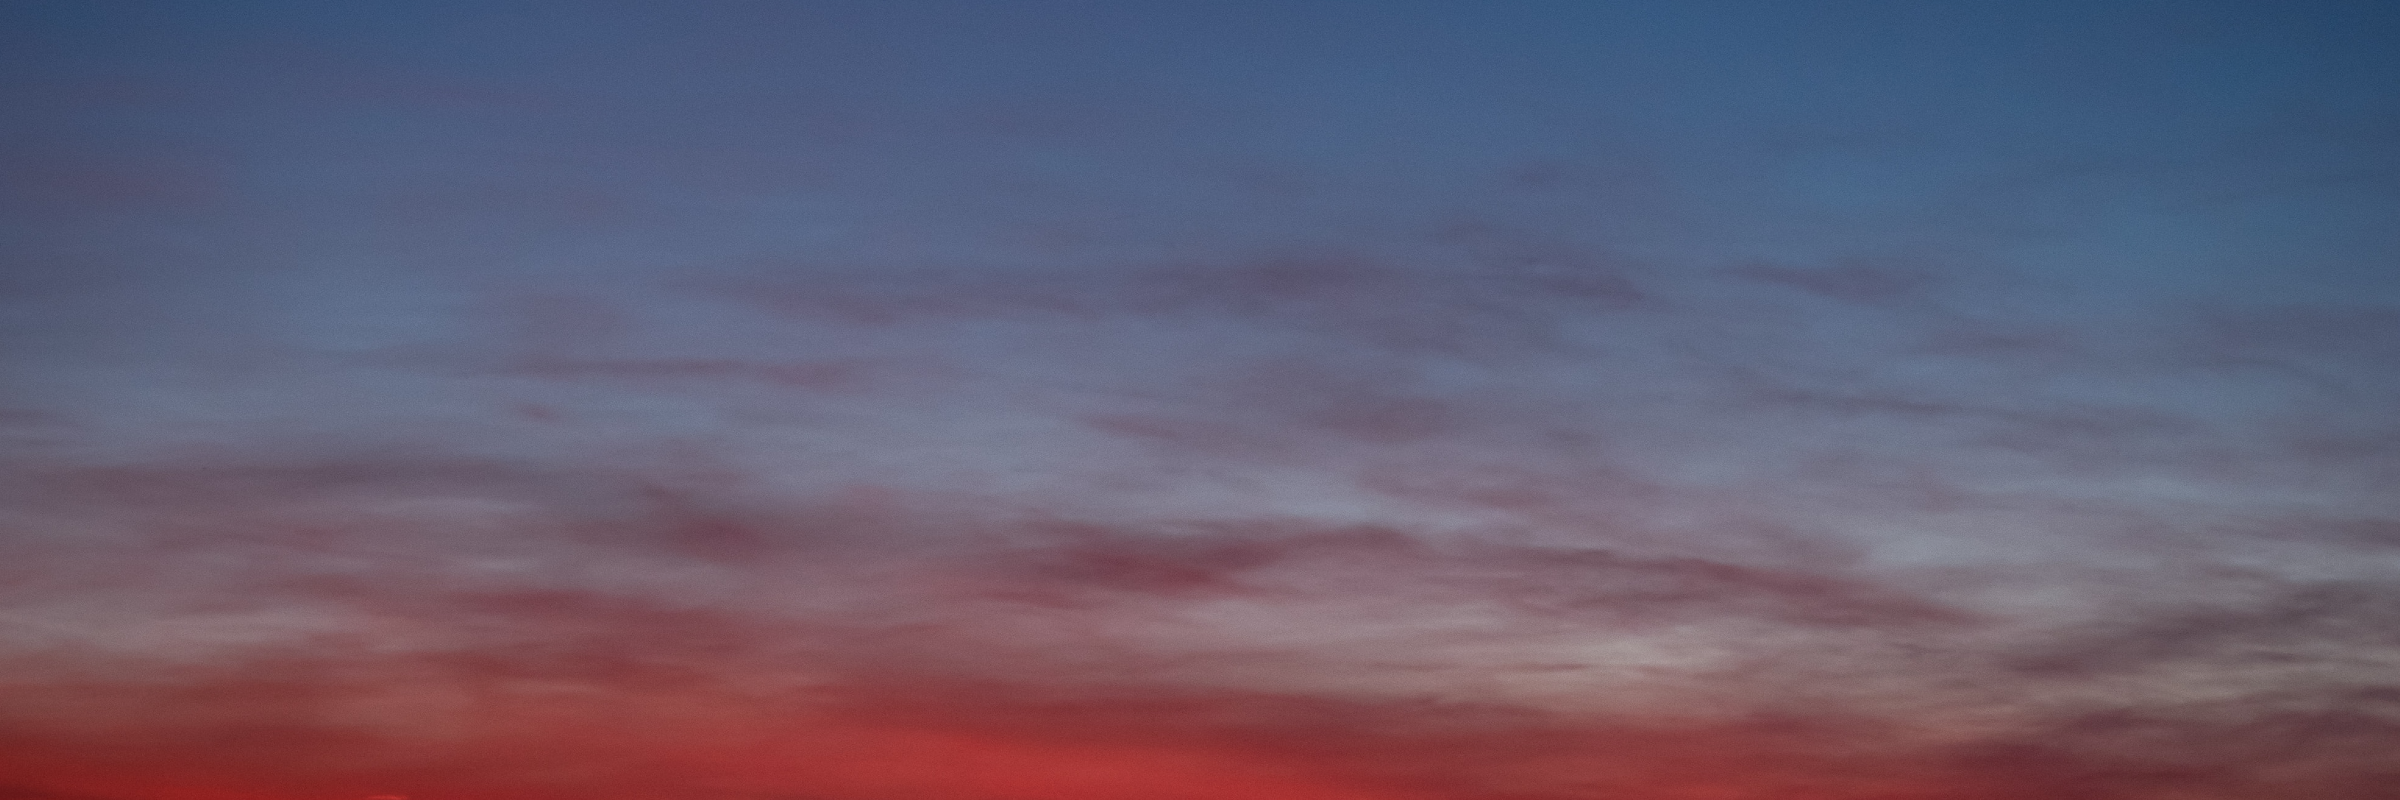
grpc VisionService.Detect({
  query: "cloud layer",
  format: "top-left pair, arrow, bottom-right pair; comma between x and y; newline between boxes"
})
4,2 -> 2398,798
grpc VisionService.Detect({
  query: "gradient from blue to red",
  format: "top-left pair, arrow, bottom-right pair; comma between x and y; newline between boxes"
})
4,2 -> 2398,798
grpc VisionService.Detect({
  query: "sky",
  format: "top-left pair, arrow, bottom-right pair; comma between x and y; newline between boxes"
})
3,1 -> 2398,798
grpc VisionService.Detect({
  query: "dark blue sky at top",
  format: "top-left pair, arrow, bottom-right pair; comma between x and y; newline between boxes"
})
8,1 -> 2395,462
11,0 -> 2397,307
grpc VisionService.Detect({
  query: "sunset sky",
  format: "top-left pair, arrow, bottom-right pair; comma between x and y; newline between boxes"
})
4,2 -> 2399,798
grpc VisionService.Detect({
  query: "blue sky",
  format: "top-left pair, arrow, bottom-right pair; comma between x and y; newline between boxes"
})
4,3 -> 2398,798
